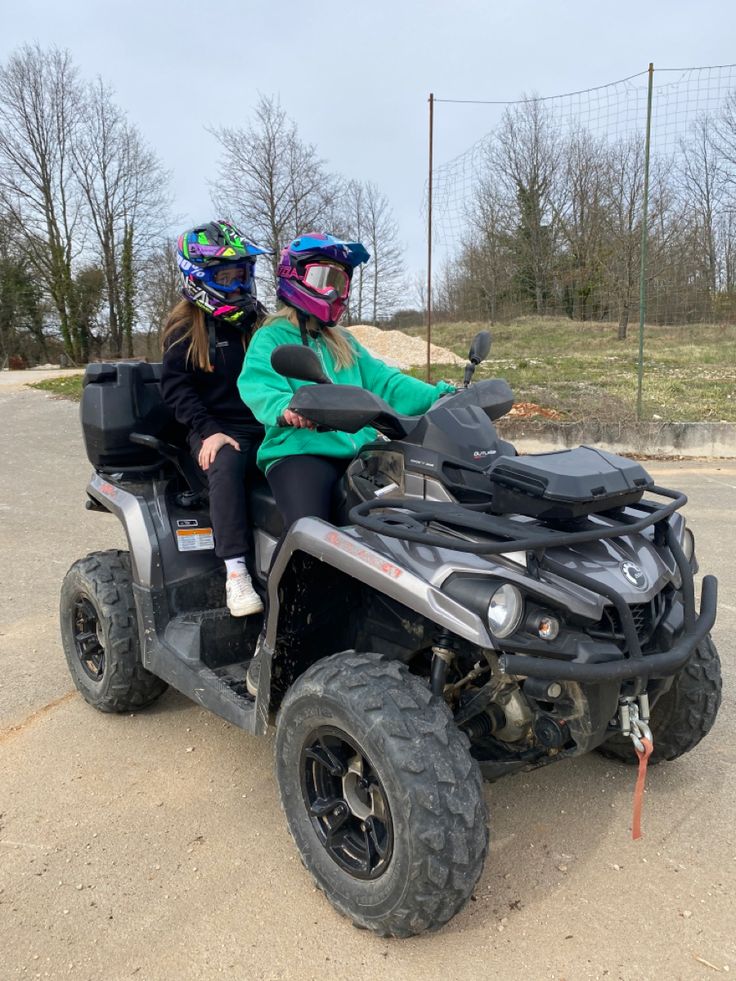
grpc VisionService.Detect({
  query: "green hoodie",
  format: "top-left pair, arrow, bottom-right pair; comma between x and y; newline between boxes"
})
239,318 -> 455,473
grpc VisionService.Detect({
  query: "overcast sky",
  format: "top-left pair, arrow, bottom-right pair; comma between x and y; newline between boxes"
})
4,0 -> 736,290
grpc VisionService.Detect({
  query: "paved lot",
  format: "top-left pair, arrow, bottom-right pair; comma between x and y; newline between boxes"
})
1,386 -> 734,981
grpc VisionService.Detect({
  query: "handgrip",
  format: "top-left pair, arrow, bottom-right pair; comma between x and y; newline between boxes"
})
275,412 -> 330,432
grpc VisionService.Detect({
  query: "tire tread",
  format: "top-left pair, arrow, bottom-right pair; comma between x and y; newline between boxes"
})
276,651 -> 487,938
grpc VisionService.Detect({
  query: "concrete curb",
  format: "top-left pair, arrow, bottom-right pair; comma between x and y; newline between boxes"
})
496,418 -> 736,458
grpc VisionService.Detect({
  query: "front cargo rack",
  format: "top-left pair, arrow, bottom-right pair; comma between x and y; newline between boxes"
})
349,484 -> 685,556
349,487 -> 718,683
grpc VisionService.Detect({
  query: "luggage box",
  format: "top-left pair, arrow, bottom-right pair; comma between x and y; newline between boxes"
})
81,361 -> 181,470
488,446 -> 654,522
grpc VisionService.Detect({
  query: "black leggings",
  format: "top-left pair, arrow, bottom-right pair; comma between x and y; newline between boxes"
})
266,455 -> 349,532
188,428 -> 262,560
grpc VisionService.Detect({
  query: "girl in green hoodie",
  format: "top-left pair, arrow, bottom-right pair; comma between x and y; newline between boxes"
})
238,233 -> 454,532
238,232 -> 453,696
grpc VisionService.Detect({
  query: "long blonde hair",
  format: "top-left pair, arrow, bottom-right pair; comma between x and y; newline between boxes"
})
265,305 -> 356,371
161,300 -> 261,371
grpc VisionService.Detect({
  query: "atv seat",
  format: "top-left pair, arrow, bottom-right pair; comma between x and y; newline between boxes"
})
249,481 -> 284,538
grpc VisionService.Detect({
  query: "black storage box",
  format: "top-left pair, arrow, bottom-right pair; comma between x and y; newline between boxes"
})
488,446 -> 654,521
81,361 -> 181,470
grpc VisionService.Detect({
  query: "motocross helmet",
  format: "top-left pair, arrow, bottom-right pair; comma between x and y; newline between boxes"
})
276,232 -> 370,327
177,220 -> 270,325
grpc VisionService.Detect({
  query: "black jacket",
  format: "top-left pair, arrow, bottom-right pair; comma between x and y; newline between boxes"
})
161,318 -> 263,439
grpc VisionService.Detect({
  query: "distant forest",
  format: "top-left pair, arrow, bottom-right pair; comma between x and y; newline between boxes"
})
433,95 -> 736,336
2,47 -> 736,368
0,46 -> 405,366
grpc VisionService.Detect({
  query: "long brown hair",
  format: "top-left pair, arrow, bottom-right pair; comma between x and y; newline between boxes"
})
161,300 -> 213,372
161,300 -> 262,371
265,305 -> 356,371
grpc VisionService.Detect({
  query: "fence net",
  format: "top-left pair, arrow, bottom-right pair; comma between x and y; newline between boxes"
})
430,65 -> 736,332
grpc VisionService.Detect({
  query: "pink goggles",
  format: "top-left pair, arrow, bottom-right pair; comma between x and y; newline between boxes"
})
302,262 -> 350,299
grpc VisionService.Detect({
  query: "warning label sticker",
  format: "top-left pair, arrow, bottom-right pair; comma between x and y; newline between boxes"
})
176,527 -> 215,552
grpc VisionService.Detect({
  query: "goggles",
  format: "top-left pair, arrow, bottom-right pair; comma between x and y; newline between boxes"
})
208,261 -> 255,294
302,262 -> 350,299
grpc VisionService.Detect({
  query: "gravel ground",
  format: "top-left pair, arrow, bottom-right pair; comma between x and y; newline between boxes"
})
1,386 -> 734,980
347,324 -> 464,368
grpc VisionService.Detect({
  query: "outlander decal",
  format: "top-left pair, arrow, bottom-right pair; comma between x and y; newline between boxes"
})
325,531 -> 403,579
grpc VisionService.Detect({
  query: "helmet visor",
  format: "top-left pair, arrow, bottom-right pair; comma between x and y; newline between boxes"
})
303,262 -> 350,299
208,260 -> 255,294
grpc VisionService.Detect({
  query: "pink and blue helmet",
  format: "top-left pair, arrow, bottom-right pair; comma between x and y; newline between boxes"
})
276,232 -> 370,326
177,220 -> 270,325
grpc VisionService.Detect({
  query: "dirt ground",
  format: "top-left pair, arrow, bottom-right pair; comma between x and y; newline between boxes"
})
0,368 -> 84,390
1,385 -> 734,981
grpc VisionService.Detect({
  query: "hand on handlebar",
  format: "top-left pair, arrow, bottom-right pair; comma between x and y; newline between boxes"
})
279,409 -> 317,430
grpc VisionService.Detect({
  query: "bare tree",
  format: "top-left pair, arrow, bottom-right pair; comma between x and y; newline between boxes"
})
553,130 -> 608,320
460,157 -> 516,322
210,95 -> 339,287
599,137 -> 646,339
358,182 -> 405,324
73,78 -> 170,357
0,44 -> 87,361
493,97 -> 561,315
138,238 -> 180,357
340,180 -> 367,322
0,211 -> 50,364
675,115 -> 728,306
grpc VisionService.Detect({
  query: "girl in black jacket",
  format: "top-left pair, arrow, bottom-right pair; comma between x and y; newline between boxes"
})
161,220 -> 268,617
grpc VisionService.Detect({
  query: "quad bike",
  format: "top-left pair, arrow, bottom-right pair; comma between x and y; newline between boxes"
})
61,333 -> 721,937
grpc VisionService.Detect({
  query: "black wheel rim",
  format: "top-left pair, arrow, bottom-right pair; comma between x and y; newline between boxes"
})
72,596 -> 106,681
300,726 -> 393,880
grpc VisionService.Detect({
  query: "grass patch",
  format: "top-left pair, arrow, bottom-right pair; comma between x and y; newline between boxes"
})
24,320 -> 736,423
29,375 -> 84,401
404,318 -> 736,423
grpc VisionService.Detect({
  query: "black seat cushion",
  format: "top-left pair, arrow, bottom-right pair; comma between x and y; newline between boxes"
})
249,478 -> 284,538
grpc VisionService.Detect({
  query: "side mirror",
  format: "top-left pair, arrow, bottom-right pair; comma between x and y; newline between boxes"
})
271,344 -> 331,385
468,331 -> 492,365
463,331 -> 492,387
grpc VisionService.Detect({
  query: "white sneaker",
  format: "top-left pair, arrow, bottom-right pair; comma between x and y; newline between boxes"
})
226,572 -> 264,617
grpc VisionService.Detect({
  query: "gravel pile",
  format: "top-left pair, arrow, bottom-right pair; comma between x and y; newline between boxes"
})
347,324 -> 464,369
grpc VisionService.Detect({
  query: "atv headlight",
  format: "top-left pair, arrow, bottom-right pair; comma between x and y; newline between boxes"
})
488,584 -> 524,639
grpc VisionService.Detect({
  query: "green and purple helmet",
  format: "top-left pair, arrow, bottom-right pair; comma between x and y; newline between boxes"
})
177,220 -> 270,325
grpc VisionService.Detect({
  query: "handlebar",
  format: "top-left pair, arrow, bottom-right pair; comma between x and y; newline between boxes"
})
274,412 -> 331,433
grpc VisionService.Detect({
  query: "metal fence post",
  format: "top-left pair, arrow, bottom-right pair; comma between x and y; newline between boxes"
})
426,92 -> 434,382
637,63 -> 654,420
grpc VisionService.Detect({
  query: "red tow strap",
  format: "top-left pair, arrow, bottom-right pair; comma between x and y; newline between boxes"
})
631,737 -> 653,840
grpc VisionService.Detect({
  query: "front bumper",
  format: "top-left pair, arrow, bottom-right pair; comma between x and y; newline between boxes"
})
498,573 -> 717,683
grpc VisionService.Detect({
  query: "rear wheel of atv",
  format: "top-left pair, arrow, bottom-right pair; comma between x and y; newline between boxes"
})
597,635 -> 722,764
60,549 -> 167,713
275,651 -> 487,938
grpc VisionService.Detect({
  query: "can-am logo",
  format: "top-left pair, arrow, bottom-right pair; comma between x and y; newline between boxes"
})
621,561 -> 647,589
473,449 -> 497,458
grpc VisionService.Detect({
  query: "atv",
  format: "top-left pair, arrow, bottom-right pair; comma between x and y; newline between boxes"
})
61,332 -> 721,937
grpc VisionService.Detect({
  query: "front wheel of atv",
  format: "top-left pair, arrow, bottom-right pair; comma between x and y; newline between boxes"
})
275,652 -> 488,937
597,635 -> 722,764
60,549 -> 168,712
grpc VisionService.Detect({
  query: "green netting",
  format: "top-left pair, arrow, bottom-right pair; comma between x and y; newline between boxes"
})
429,65 -> 736,332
